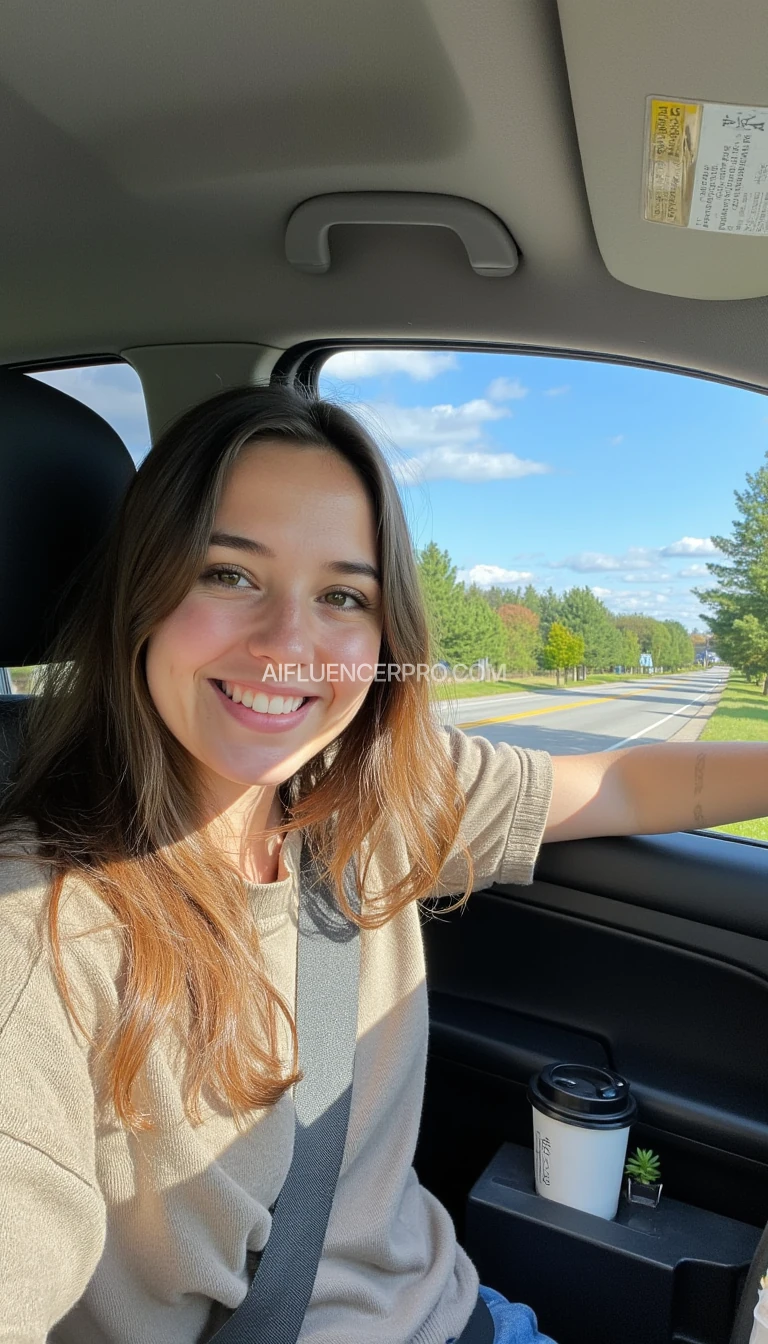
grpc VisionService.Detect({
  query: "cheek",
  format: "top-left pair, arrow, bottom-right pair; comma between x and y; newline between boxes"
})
329,624 -> 382,697
145,598 -> 233,711
150,597 -> 237,672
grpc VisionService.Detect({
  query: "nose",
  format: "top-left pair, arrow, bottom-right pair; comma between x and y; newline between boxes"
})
244,592 -> 314,668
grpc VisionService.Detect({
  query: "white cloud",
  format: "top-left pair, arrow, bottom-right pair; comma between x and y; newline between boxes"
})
487,376 -> 528,402
586,584 -> 703,626
351,395 -> 551,484
660,536 -> 720,556
390,447 -> 551,485
550,547 -> 655,573
321,349 -> 458,381
619,570 -> 672,583
363,398 -> 511,450
457,564 -> 535,586
608,434 -> 624,446
551,540 -> 721,574
545,385 -> 571,397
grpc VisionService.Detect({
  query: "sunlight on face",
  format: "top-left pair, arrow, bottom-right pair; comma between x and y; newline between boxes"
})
145,440 -> 383,809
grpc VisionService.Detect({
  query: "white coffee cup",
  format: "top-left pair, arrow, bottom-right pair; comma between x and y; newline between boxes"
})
527,1063 -> 637,1220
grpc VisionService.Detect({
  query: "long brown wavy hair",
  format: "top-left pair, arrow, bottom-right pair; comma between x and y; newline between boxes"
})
0,384 -> 474,1132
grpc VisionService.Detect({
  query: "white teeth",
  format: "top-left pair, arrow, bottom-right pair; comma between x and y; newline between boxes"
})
220,682 -> 306,715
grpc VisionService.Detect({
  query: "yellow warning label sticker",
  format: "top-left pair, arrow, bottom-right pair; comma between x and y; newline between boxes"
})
644,99 -> 702,226
643,97 -> 768,234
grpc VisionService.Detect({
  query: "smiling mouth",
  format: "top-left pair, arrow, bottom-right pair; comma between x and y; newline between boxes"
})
212,679 -> 316,715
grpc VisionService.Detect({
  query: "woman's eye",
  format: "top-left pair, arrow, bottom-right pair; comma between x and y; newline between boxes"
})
201,566 -> 250,589
201,568 -> 368,608
323,590 -> 367,610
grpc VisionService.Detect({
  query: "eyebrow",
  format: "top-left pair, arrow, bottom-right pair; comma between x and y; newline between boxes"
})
208,530 -> 381,584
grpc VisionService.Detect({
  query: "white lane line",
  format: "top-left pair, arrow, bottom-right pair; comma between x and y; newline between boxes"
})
600,689 -> 716,752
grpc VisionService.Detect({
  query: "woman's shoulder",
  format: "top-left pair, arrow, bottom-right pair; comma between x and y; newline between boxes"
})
428,724 -> 554,891
0,819 -> 122,1031
0,818 -> 55,950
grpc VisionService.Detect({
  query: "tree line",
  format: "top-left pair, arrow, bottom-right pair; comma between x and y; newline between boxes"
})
695,449 -> 768,692
418,542 -> 695,682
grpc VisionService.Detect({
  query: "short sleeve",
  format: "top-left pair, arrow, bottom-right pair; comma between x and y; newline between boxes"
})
433,725 -> 553,895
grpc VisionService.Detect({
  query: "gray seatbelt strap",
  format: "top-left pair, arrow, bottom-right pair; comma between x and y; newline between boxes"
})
729,1222 -> 768,1344
209,838 -> 361,1344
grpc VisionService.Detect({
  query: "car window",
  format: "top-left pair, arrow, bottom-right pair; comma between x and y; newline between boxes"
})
319,348 -> 765,843
26,362 -> 151,464
5,361 -> 150,697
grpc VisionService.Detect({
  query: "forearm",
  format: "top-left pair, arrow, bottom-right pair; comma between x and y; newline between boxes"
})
617,740 -> 768,834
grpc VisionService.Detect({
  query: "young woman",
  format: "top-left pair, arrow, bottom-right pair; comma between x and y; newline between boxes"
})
0,384 -> 764,1344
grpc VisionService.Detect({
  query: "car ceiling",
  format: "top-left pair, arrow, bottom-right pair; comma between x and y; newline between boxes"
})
2,0 -> 768,392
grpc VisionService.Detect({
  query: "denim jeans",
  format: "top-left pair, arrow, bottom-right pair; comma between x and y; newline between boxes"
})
446,1285 -> 558,1344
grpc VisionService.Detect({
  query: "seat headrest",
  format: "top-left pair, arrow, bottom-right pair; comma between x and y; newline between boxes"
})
0,369 -> 136,666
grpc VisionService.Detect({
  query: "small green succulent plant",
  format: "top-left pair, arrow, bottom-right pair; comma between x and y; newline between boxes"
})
625,1148 -> 661,1185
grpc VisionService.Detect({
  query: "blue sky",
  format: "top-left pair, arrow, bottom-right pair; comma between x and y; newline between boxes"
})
319,349 -> 768,630
31,351 -> 768,630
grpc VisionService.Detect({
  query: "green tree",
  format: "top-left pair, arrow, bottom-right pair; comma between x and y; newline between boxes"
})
661,620 -> 694,670
456,584 -> 508,670
417,547 -> 516,671
534,587 -> 564,646
618,628 -> 641,671
559,587 -> 622,671
614,615 -> 657,654
651,623 -> 673,671
498,603 -> 541,674
724,613 -> 768,691
543,623 -> 585,686
416,542 -> 464,661
694,453 -> 768,681
484,584 -> 527,611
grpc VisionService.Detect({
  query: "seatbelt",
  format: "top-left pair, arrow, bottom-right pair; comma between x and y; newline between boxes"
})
208,839 -> 361,1344
730,1222 -> 768,1344
208,836 -> 495,1344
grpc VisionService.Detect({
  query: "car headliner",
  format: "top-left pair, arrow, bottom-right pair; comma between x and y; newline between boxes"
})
2,0 -> 768,420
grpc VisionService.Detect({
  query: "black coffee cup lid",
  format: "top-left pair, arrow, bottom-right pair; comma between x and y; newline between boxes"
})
528,1063 -> 637,1130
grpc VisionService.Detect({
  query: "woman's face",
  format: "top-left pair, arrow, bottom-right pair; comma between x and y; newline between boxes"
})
145,440 -> 383,805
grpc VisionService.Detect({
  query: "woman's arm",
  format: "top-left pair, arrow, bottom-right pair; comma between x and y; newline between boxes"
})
1,1138 -> 106,1341
543,741 -> 768,843
0,864 -> 107,1339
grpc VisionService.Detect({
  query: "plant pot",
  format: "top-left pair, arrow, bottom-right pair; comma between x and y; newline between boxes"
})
626,1176 -> 663,1208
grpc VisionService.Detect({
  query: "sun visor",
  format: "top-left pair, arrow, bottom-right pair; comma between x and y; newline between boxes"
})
557,0 -> 768,298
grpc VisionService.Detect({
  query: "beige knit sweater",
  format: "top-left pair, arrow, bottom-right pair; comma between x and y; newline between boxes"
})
0,726 -> 553,1344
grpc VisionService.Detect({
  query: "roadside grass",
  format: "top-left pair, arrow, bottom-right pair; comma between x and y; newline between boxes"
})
699,674 -> 768,842
430,668 -> 695,701
431,675 -> 556,701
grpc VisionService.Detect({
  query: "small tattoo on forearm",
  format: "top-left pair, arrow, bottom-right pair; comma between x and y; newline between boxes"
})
693,752 -> 706,826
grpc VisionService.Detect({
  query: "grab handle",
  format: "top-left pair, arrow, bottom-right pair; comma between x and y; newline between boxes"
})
285,193 -> 519,278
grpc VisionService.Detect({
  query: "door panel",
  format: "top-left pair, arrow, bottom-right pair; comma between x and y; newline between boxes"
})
414,832 -> 768,1238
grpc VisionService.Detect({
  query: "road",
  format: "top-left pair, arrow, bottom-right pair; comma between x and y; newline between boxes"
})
433,668 -> 727,755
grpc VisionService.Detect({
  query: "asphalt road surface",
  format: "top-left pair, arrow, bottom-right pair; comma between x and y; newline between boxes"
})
433,668 -> 728,756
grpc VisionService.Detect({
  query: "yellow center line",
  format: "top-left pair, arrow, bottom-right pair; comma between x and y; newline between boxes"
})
455,686 -> 657,731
